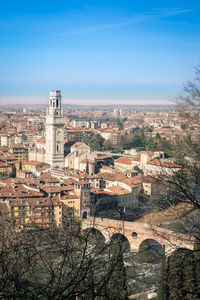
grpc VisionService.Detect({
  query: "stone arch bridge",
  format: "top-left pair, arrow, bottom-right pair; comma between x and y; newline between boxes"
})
82,217 -> 195,255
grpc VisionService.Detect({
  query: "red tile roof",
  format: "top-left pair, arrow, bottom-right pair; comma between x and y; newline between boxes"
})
37,137 -> 46,143
80,159 -> 95,164
101,172 -> 127,182
106,185 -> 130,195
114,157 -> 132,165
147,159 -> 180,168
132,156 -> 140,162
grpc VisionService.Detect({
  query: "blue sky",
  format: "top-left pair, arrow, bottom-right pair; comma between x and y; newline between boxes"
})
0,0 -> 200,105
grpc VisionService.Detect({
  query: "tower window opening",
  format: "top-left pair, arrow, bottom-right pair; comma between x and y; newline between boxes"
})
56,99 -> 58,107
57,145 -> 59,152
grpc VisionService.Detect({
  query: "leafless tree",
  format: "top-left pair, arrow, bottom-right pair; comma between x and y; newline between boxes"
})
149,66 -> 200,299
0,210 -> 133,300
176,65 -> 200,122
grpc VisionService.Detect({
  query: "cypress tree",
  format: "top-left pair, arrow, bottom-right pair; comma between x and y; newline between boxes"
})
155,132 -> 161,140
167,250 -> 184,300
107,245 -> 128,300
86,161 -> 89,174
157,245 -> 166,300
182,250 -> 197,300
166,248 -> 199,300
84,264 -> 96,300
165,256 -> 170,300
194,225 -> 200,298
165,248 -> 199,300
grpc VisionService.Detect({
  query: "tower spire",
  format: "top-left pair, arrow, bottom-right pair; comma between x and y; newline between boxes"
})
45,90 -> 64,168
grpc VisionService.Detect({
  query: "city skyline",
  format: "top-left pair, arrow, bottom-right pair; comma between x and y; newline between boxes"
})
0,0 -> 200,105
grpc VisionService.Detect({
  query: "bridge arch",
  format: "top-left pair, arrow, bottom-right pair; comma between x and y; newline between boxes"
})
110,233 -> 131,252
82,227 -> 106,244
81,217 -> 194,254
137,238 -> 163,263
139,238 -> 163,251
139,238 -> 162,258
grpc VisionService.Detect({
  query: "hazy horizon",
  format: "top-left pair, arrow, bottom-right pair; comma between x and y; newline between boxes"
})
0,96 -> 174,106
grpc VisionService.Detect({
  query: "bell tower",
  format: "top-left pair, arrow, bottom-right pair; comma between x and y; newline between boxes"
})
45,90 -> 64,168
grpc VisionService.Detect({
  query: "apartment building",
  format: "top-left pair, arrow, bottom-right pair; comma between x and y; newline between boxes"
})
7,197 -> 62,228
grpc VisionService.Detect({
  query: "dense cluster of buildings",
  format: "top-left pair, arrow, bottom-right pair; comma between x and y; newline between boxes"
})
0,90 -> 194,229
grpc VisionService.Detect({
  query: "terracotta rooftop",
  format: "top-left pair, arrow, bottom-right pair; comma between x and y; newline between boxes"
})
8,197 -> 62,207
122,176 -> 142,187
125,170 -> 138,173
61,194 -> 79,200
114,157 -> 132,165
40,186 -> 62,193
132,156 -> 140,162
80,159 -> 95,164
100,172 -> 127,182
96,155 -> 111,160
147,159 -> 180,168
0,162 -> 12,167
37,137 -> 46,143
90,188 -> 113,196
106,185 -> 130,195
26,160 -> 44,166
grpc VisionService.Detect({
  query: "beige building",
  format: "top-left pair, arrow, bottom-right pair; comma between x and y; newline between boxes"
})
6,197 -> 62,228
29,148 -> 46,162
0,134 -> 14,146
26,132 -> 43,147
144,159 -> 180,176
24,161 -> 49,173
100,130 -> 120,146
105,184 -> 138,210
36,137 -> 46,149
61,180 -> 91,219
8,145 -> 28,160
65,142 -> 96,174
114,157 -> 133,171
140,151 -> 164,172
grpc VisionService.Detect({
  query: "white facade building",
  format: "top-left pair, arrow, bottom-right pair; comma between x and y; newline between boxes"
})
45,90 -> 64,168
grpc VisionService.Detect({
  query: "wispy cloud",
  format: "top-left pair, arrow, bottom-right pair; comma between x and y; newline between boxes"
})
152,8 -> 195,16
59,8 -> 195,36
60,16 -> 148,36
